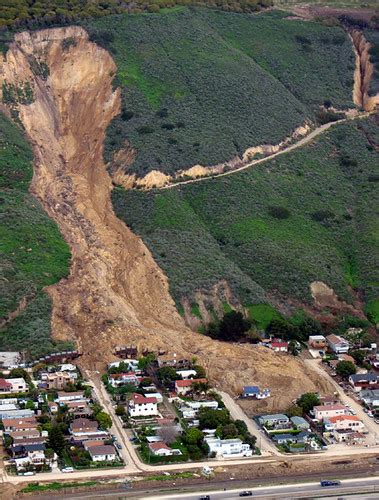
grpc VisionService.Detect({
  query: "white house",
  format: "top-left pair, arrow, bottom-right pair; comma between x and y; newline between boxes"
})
179,405 -> 197,419
271,341 -> 288,353
108,359 -> 139,371
128,393 -> 158,417
326,415 -> 365,432
314,404 -> 348,422
109,372 -> 139,387
205,437 -> 252,457
88,444 -> 117,462
148,441 -> 182,456
55,391 -> 86,403
326,334 -> 349,354
186,400 -> 219,410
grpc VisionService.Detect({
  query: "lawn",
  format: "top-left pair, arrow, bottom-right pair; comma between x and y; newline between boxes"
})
113,116 -> 378,321
83,8 -> 355,178
0,112 -> 72,358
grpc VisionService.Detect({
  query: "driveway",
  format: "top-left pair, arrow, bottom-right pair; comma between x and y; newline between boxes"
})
305,359 -> 379,446
217,391 -> 278,456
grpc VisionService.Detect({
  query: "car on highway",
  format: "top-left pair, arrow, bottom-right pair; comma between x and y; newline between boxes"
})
199,496 -> 210,500
320,480 -> 341,487
239,491 -> 253,497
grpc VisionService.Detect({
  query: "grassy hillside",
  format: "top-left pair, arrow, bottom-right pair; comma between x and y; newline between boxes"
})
84,8 -> 355,178
113,117 -> 378,319
0,112 -> 73,358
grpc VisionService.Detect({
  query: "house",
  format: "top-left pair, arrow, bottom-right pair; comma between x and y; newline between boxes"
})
258,414 -> 290,429
2,417 -> 38,433
333,429 -> 365,443
308,335 -> 326,349
83,440 -> 106,449
176,369 -> 197,379
10,442 -> 46,458
87,444 -> 117,462
338,353 -> 356,364
349,373 -> 378,392
319,395 -> 340,406
326,334 -> 349,354
290,416 -> 310,430
109,372 -> 139,387
0,377 -> 27,394
242,386 -> 270,399
174,378 -> 208,396
59,363 -> 77,372
186,400 -> 219,410
48,402 -> 59,414
314,404 -> 348,421
272,431 -> 310,445
56,391 -> 85,403
10,429 -> 42,441
326,415 -> 365,432
205,437 -> 252,457
13,451 -> 48,471
271,341 -> 288,353
69,418 -> 99,436
359,389 -> 379,407
179,406 -> 197,419
143,392 -> 163,404
12,436 -> 46,447
0,397 -> 17,406
0,408 -> 35,419
66,400 -> 92,418
108,359 -> 139,372
148,441 -> 182,456
128,393 -> 158,417
41,371 -> 75,390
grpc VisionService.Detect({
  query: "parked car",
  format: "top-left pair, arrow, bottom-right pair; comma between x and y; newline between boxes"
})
61,467 -> 74,473
22,471 -> 35,476
367,411 -> 374,418
239,492 -> 253,497
320,480 -> 341,487
116,443 -> 122,450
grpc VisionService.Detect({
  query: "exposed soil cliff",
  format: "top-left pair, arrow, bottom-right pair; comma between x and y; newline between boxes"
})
0,27 -> 332,409
351,30 -> 379,111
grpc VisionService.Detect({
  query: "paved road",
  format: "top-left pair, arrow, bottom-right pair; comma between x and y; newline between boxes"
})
162,112 -> 371,190
218,391 -> 277,456
305,360 -> 379,446
151,476 -> 379,499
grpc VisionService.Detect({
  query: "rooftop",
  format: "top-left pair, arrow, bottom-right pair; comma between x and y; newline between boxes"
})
314,404 -> 346,412
88,445 -> 116,456
175,378 -> 207,388
131,393 -> 157,405
149,441 -> 171,451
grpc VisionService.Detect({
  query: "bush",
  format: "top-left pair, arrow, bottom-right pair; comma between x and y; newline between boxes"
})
268,206 -> 291,219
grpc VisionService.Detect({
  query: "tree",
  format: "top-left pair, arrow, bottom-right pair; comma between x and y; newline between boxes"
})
157,366 -> 179,384
48,425 -> 65,456
336,360 -> 356,378
138,354 -> 156,371
286,405 -> 303,417
220,423 -> 238,439
297,393 -> 320,414
182,427 -> 203,445
115,405 -> 125,416
192,381 -> 210,394
234,420 -> 248,435
95,411 -> 112,430
193,365 -> 206,378
350,350 -> 366,366
198,407 -> 230,429
158,425 -> 179,444
9,367 -> 30,383
218,311 -> 251,341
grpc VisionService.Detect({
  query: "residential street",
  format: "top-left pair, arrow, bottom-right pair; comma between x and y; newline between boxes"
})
305,360 -> 379,446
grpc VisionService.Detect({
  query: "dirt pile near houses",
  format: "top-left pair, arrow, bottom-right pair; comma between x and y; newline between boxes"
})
0,27 -> 332,409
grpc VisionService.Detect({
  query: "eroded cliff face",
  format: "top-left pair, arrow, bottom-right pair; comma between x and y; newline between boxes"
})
0,27 -> 332,408
351,30 -> 379,111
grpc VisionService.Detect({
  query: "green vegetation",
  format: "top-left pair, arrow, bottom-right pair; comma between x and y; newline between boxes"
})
0,112 -> 72,358
145,472 -> 194,481
0,0 -> 272,29
21,481 -> 97,493
336,360 -> 357,378
113,117 -> 378,316
246,304 -> 281,330
83,8 -> 354,178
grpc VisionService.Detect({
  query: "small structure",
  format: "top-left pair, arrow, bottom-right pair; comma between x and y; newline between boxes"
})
205,437 -> 252,457
128,393 -> 158,417
338,353 -> 356,364
333,429 -> 365,443
242,386 -> 270,399
56,391 -> 86,404
326,334 -> 349,354
176,369 -> 197,379
314,404 -> 348,422
109,372 -> 139,388
114,345 -> 138,359
319,395 -> 340,406
308,335 -> 326,349
326,415 -> 365,432
87,444 -> 117,462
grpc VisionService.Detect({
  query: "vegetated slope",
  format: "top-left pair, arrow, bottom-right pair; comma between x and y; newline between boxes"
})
113,116 -> 379,321
83,8 -> 355,180
0,112 -> 73,357
0,26 -> 333,409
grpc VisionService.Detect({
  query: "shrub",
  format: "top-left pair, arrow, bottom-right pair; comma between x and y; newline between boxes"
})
136,125 -> 154,134
268,206 -> 291,219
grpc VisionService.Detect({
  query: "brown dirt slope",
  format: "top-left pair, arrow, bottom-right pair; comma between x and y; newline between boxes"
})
0,27 -> 332,409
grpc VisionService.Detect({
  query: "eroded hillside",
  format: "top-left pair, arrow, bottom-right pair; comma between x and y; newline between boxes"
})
0,26 -> 332,409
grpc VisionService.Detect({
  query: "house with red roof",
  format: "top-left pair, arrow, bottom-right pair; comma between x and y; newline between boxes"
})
271,341 -> 288,353
326,415 -> 365,432
0,378 -> 12,393
128,393 -> 158,417
175,378 -> 208,396
148,441 -> 182,457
